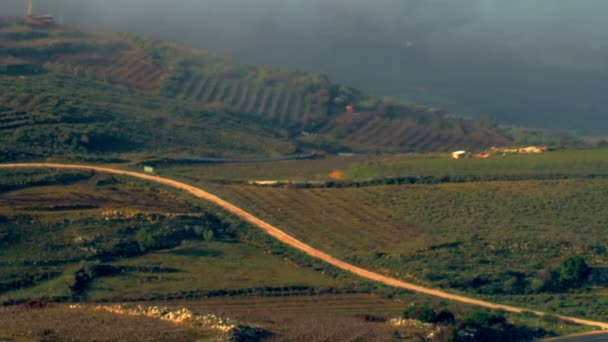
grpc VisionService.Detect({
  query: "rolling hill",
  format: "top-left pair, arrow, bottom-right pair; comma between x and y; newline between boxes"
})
0,17 -> 511,162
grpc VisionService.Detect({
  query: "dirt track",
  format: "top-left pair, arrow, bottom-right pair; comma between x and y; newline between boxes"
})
2,163 -> 608,330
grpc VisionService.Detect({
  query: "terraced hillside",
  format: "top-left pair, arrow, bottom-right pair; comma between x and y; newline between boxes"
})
168,75 -> 329,129
49,51 -> 168,92
319,106 -> 510,152
0,17 -> 512,157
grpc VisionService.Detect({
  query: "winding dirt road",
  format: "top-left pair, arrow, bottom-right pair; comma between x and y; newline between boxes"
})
2,163 -> 608,330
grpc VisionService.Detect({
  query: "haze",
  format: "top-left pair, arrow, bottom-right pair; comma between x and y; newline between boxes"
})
4,0 -> 608,133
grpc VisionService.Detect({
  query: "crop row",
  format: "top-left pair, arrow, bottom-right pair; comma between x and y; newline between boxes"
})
0,95 -> 47,129
171,75 -> 329,127
321,114 -> 491,151
223,185 -> 409,257
51,52 -> 166,92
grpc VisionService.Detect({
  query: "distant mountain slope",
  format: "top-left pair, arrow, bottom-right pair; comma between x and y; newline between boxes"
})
0,17 -> 511,161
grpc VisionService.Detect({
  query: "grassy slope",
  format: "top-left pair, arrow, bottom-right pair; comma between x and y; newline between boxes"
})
0,17 -> 511,160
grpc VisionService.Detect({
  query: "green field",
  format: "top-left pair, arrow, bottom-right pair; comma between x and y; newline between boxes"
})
345,149 -> 608,179
153,155 -> 378,182
88,241 -> 340,301
148,149 -> 608,187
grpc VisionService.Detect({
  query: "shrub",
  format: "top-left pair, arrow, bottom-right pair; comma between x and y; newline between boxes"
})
136,228 -> 162,252
67,265 -> 92,296
502,276 -> 527,294
530,278 -> 546,293
203,229 -> 214,242
558,255 -> 590,287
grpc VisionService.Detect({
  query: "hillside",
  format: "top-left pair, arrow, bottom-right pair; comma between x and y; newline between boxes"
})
0,17 -> 511,161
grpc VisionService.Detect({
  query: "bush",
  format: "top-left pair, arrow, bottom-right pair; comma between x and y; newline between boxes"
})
203,229 -> 214,242
530,278 -> 546,293
136,228 -> 162,252
67,265 -> 92,296
558,255 -> 590,286
502,276 -> 527,294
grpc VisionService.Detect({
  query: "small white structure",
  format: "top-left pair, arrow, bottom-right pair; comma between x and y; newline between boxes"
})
452,151 -> 468,159
248,180 -> 282,186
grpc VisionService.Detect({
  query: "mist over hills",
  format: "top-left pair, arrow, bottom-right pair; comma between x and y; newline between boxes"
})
3,0 -> 608,133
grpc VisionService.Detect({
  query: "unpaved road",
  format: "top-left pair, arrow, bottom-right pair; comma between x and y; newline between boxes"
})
2,163 -> 608,330
543,331 -> 608,341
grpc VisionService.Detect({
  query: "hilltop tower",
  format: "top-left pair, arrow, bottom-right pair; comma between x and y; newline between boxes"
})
24,0 -> 55,26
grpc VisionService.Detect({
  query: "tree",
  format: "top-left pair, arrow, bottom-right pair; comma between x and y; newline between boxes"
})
203,229 -> 214,242
136,228 -> 161,252
559,255 -> 589,286
530,278 -> 546,293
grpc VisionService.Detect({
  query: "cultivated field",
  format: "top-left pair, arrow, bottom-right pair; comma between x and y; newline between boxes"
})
319,110 -> 510,152
212,176 -> 608,321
